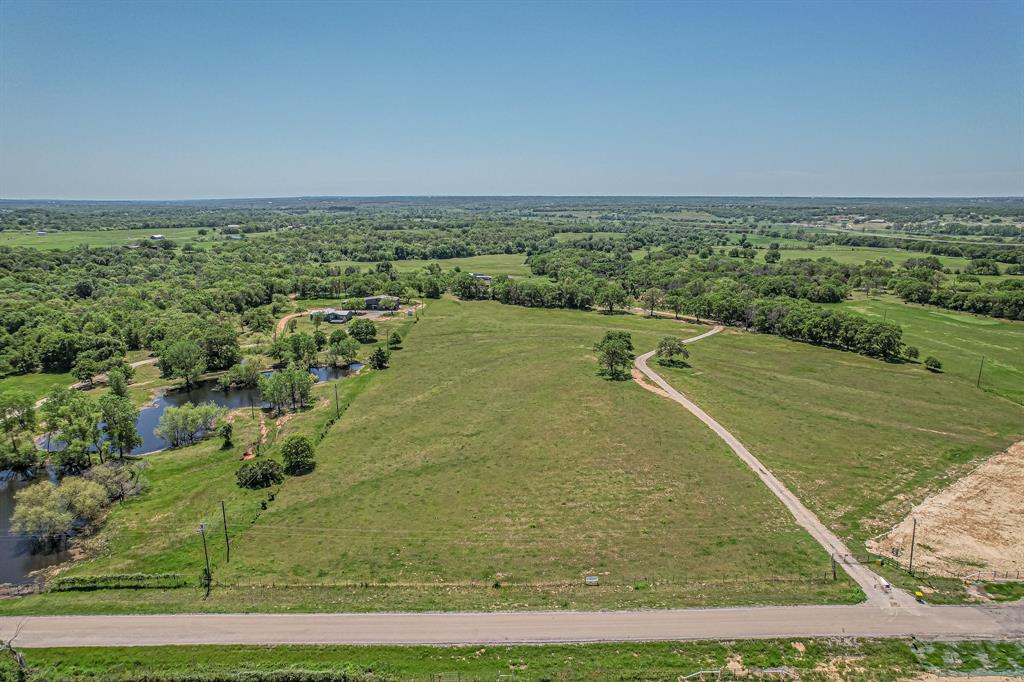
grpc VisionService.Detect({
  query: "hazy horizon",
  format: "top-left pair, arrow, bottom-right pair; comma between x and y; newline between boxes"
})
3,194 -> 1024,204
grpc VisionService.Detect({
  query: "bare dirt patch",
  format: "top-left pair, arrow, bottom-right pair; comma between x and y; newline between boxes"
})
868,441 -> 1024,575
631,367 -> 669,398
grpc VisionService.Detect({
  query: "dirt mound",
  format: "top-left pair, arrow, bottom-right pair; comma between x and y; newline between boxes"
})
631,367 -> 669,398
868,441 -> 1024,576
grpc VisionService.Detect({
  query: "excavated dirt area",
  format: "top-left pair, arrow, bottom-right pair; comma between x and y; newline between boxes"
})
868,441 -> 1024,576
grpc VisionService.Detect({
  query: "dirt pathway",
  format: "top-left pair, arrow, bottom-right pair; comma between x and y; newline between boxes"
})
0,602 -> 1019,647
634,327 -> 915,608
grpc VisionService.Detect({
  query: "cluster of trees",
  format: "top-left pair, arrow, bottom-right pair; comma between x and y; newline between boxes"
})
153,402 -> 228,448
157,325 -> 241,388
10,460 -> 145,541
804,232 -> 1024,265
258,365 -> 315,415
219,363 -> 262,390
2,200 -> 1016,388
326,330 -> 361,367
31,387 -> 143,470
891,278 -> 1024,319
731,298 -> 905,359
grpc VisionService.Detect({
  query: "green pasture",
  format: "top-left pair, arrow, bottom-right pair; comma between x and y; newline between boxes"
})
0,371 -> 74,401
329,253 -> 532,277
0,227 -> 215,250
774,245 -> 974,269
20,638 -> 1001,681
0,300 -> 856,615
836,294 -> 1024,405
655,328 -> 1022,551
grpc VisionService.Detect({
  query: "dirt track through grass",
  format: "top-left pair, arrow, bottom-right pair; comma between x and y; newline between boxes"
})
654,329 -> 1023,554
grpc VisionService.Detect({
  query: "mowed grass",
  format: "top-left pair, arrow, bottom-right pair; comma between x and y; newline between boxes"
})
836,295 -> 1024,405
0,227 -> 212,250
218,300 -> 853,609
655,329 -> 1023,550
329,254 -> 532,277
774,245 -> 974,270
0,371 -> 73,401
0,299 -> 856,615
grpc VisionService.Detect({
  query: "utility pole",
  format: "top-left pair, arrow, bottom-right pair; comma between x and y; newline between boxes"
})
908,517 -> 917,575
334,383 -> 340,419
220,501 -> 230,563
197,523 -> 212,596
831,554 -> 837,581
976,355 -> 985,389
249,397 -> 255,421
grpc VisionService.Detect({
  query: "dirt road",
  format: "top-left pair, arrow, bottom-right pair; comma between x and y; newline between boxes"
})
634,328 -> 915,608
1,603 -> 1020,647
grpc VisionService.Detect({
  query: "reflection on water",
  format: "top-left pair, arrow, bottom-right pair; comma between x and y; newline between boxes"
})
4,362 -> 363,584
44,363 -> 363,456
0,474 -> 70,584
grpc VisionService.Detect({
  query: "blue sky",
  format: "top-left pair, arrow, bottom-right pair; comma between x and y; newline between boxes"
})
1,0 -> 1021,199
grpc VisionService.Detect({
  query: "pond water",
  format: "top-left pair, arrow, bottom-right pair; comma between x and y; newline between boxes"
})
42,363 -> 363,457
0,474 -> 70,585
4,363 -> 363,584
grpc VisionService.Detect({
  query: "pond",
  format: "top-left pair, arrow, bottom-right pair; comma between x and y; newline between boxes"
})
0,473 -> 70,585
4,362 -> 363,584
42,363 -> 363,457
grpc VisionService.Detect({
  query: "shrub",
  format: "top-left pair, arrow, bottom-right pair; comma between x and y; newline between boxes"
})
368,346 -> 391,370
236,459 -> 284,489
281,435 -> 315,475
924,356 -> 943,372
217,422 -> 233,449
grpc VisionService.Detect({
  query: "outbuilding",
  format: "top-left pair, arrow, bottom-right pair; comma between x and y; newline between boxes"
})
314,309 -> 354,324
363,295 -> 400,311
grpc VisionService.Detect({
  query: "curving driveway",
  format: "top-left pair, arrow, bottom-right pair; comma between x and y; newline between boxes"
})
7,321 -> 1016,648
635,326 -> 916,608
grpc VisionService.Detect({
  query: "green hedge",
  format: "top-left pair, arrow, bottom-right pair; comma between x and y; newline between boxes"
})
47,573 -> 190,592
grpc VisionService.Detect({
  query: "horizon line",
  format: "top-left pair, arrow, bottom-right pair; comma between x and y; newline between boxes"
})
2,194 -> 1023,203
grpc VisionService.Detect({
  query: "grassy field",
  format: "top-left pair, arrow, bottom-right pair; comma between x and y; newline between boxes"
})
0,227 -> 216,250
329,254 -> 532,277
19,638 -> 1021,681
0,371 -> 74,401
655,328 -> 1022,553
554,230 -> 626,242
774,244 -> 975,269
836,294 -> 1024,405
0,299 -> 857,615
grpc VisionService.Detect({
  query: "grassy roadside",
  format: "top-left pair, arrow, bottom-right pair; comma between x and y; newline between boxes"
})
8,639 -> 1023,681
